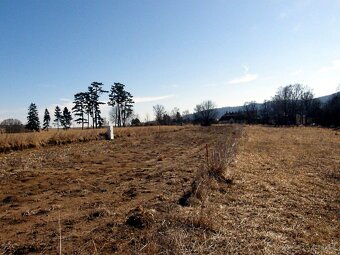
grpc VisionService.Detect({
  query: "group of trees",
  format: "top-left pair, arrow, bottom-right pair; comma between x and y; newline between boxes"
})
151,102 -> 219,126
0,118 -> 25,133
193,100 -> 218,126
268,84 -> 320,125
3,82 -> 339,133
316,92 -> 340,127
72,82 -> 108,129
108,83 -> 134,127
72,82 -> 135,129
152,105 -> 187,125
151,84 -> 340,127
52,106 -> 73,130
22,81 -> 135,132
220,84 -> 340,127
24,104 -> 73,132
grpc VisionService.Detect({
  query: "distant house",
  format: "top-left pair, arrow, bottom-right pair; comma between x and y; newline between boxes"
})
296,114 -> 306,125
219,112 -> 245,124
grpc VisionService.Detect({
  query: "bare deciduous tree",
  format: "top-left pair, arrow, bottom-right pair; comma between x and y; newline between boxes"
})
194,100 -> 217,126
271,84 -> 315,125
243,101 -> 258,124
153,104 -> 166,124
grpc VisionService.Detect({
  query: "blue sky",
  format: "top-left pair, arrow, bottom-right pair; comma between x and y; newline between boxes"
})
1,0 -> 340,123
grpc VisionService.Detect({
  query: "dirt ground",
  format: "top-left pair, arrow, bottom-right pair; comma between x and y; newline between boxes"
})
0,125 -> 339,254
0,126 -> 236,254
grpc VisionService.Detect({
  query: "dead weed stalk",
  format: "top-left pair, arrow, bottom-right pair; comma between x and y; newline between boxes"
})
180,126 -> 242,208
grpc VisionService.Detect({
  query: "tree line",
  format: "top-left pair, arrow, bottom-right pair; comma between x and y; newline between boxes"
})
19,81 -> 134,132
150,84 -> 340,127
149,102 -> 216,126
220,84 -> 340,127
1,82 -> 339,133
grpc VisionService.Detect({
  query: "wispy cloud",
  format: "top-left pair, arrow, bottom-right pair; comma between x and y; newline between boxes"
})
228,74 -> 258,84
318,59 -> 340,73
134,95 -> 174,103
59,98 -> 72,102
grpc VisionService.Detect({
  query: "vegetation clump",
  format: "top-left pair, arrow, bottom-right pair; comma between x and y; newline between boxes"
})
126,206 -> 154,229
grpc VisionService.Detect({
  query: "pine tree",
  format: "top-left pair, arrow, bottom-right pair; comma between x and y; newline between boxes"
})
72,92 -> 88,129
61,107 -> 72,129
42,108 -> 51,131
26,103 -> 40,131
108,83 -> 134,127
54,106 -> 62,130
88,82 -> 108,128
122,91 -> 134,127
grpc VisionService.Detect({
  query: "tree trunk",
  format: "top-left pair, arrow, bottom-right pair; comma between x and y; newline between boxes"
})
117,105 -> 121,127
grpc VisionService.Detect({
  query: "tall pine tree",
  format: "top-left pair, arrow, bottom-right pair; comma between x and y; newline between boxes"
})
61,107 -> 72,129
26,103 -> 40,131
42,108 -> 51,131
88,82 -> 108,128
54,106 -> 62,130
72,92 -> 88,129
108,83 -> 134,127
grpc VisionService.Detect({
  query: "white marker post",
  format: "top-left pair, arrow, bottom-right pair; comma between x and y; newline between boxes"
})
107,125 -> 114,140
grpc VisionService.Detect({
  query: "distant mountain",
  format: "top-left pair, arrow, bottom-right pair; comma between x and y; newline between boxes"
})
317,92 -> 340,104
214,104 -> 262,119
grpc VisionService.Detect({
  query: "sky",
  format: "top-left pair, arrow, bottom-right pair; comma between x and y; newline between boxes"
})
1,0 -> 340,123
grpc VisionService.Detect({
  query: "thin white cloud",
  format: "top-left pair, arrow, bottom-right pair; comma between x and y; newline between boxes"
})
59,98 -> 72,102
318,59 -> 340,73
134,95 -> 174,103
228,74 -> 258,84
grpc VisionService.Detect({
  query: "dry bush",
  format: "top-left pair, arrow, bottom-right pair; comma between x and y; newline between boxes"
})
206,138 -> 237,183
180,126 -> 242,207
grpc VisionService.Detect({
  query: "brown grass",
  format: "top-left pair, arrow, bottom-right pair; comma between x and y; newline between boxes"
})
0,125 -> 339,254
0,126 -> 184,153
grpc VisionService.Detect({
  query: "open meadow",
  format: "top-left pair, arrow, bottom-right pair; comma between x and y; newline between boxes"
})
0,126 -> 184,153
0,125 -> 339,254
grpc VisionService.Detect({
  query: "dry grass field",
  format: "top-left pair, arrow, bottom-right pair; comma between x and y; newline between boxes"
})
0,125 -> 339,254
0,126 -> 184,153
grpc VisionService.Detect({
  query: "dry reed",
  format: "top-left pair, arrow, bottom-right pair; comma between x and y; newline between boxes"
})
0,126 -> 184,153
